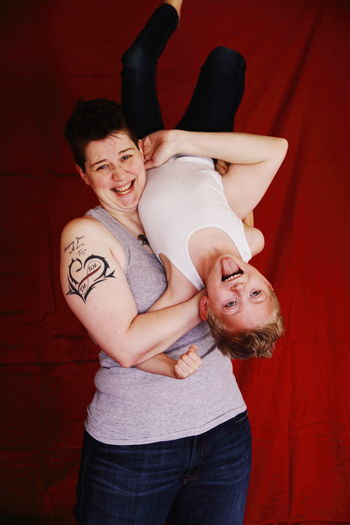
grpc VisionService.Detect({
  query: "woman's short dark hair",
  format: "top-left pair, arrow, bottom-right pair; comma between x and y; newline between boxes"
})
64,98 -> 138,170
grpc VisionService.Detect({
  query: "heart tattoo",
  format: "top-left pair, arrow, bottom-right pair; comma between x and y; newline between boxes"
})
67,254 -> 115,302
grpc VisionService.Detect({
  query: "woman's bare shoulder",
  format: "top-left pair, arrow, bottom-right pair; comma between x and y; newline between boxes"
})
60,214 -> 126,266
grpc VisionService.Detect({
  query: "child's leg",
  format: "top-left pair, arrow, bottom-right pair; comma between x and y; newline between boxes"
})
176,46 -> 245,132
121,4 -> 179,139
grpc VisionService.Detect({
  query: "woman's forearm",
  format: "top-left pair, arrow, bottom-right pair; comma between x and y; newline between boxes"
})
124,297 -> 200,366
136,352 -> 177,378
84,293 -> 202,368
136,344 -> 202,380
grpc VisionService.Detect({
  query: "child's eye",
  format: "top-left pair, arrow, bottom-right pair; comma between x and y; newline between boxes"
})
96,164 -> 108,171
250,290 -> 262,297
225,300 -> 238,308
121,154 -> 131,161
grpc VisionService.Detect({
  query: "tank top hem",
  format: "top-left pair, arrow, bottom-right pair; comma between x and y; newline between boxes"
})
84,403 -> 247,445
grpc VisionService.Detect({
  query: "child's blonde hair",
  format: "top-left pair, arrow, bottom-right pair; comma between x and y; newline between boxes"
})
206,291 -> 284,359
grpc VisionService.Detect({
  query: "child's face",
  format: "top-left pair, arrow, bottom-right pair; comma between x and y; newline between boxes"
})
203,255 -> 276,331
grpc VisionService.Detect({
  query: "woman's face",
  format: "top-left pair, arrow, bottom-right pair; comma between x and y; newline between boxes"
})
77,132 -> 147,218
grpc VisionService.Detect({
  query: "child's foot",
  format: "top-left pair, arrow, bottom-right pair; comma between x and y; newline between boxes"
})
164,0 -> 183,18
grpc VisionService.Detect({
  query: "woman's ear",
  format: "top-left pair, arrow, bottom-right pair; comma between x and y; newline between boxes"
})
199,296 -> 209,321
138,139 -> 144,159
76,164 -> 90,186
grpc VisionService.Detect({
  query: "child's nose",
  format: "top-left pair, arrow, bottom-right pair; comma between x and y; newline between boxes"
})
231,279 -> 245,290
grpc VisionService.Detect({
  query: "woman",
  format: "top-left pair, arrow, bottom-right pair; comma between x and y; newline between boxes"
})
62,1 -> 251,523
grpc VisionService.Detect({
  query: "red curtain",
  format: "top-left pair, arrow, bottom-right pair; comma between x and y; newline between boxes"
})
1,0 -> 349,523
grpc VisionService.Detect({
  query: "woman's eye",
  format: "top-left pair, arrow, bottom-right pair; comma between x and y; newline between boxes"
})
225,301 -> 238,308
251,290 -> 262,297
96,164 -> 108,171
121,154 -> 131,161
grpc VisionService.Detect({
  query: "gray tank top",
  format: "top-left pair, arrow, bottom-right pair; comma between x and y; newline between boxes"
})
84,206 -> 246,445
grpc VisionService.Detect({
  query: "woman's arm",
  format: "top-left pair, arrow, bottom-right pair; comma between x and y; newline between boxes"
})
60,216 -> 201,368
136,345 -> 202,379
142,129 -> 288,218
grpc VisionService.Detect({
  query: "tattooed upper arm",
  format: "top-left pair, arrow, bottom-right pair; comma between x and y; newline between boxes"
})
60,216 -> 140,349
60,218 -> 131,310
62,228 -> 116,302
66,252 -> 116,303
64,234 -> 87,257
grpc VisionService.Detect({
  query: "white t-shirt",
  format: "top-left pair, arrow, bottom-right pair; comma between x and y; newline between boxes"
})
139,155 -> 252,290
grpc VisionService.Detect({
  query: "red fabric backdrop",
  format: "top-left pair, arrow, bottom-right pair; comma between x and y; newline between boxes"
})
1,0 -> 350,523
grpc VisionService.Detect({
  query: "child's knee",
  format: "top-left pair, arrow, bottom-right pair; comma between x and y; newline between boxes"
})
122,45 -> 150,70
206,46 -> 246,72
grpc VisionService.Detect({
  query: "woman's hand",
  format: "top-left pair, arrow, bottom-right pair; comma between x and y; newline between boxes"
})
215,159 -> 230,175
174,345 -> 202,379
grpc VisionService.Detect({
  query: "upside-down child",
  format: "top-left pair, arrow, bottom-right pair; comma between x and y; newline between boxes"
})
120,2 -> 288,378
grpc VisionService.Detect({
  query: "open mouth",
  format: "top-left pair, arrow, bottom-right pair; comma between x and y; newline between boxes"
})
220,256 -> 244,282
111,180 -> 135,195
221,269 -> 244,282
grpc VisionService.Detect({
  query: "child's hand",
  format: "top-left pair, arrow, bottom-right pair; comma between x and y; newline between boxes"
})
174,345 -> 202,379
141,130 -> 177,169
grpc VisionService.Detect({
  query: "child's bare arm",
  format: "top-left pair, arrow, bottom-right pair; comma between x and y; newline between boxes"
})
242,210 -> 254,227
215,161 -> 255,227
142,129 -> 288,219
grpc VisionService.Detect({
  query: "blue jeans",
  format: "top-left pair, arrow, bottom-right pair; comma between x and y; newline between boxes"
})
74,412 -> 251,524
121,4 -> 245,138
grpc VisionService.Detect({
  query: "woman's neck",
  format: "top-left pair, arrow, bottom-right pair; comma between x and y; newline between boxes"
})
107,208 -> 145,239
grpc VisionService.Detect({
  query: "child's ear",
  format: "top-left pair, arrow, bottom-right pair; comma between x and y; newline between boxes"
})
199,296 -> 209,321
266,279 -> 274,291
76,164 -> 90,186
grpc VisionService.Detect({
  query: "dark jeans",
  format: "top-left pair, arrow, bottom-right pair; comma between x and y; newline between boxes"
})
121,4 -> 245,138
74,412 -> 251,525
